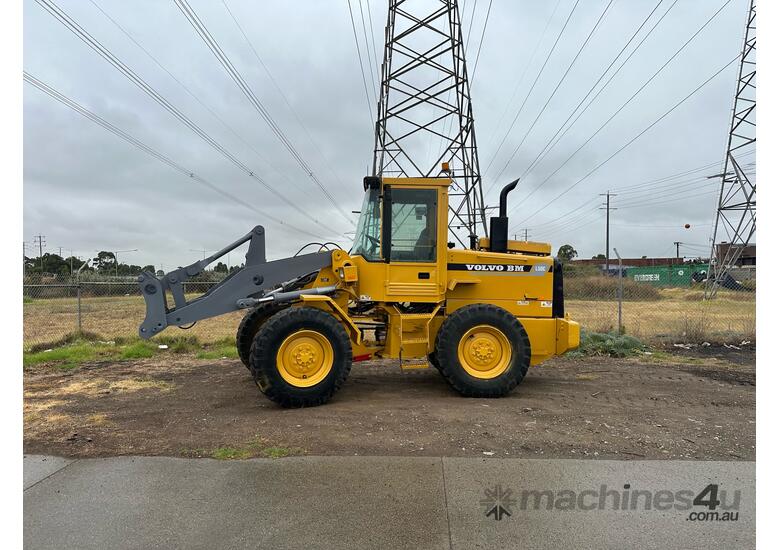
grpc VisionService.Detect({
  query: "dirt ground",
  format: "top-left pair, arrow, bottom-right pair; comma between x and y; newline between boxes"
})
23,349 -> 755,460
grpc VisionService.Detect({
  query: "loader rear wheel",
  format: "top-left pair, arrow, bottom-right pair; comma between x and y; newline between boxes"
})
249,307 -> 352,408
436,304 -> 530,398
236,303 -> 288,369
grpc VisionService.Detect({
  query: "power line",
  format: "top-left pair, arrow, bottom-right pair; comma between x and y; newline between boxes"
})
364,0 -> 382,81
607,149 -> 753,193
356,0 -> 379,102
469,0 -> 493,81
464,0 -> 480,51
346,0 -> 376,127
616,188 -> 720,210
526,198 -> 601,232
494,0 -> 670,198
546,213 -> 602,238
482,0 -> 581,177
23,72 -> 324,240
436,0 -> 494,151
508,0 -> 734,221
87,0 -> 316,207
220,0 -> 353,203
512,53 -> 740,228
35,0 -> 334,235
481,0 -> 563,155
537,205 -> 602,235
174,0 -> 354,225
489,0 -> 616,188
507,0 -> 683,210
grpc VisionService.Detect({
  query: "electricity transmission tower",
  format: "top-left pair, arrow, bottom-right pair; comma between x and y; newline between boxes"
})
373,0 -> 486,248
706,0 -> 756,297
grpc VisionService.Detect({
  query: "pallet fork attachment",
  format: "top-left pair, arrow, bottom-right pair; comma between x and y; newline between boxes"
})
137,225 -> 332,338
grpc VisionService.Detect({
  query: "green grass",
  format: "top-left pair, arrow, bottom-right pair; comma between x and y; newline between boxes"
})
207,438 -> 302,460
23,341 -> 116,369
153,335 -> 202,354
568,331 -> 646,358
212,447 -> 252,460
119,341 -> 157,359
23,334 -> 243,370
261,446 -> 295,458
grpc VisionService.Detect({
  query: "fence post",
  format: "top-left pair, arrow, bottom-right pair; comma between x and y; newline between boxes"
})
614,248 -> 623,334
77,283 -> 82,334
75,259 -> 91,336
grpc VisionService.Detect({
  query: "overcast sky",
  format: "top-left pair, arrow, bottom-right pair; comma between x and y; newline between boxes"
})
23,0 -> 752,269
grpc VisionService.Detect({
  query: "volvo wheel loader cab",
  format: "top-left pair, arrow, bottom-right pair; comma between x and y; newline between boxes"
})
137,175 -> 580,407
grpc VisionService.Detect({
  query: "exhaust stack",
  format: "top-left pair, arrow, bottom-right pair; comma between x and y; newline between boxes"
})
489,179 -> 519,253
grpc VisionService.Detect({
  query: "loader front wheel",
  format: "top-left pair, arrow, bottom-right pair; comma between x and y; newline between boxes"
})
436,304 -> 530,398
236,302 -> 289,369
249,307 -> 352,407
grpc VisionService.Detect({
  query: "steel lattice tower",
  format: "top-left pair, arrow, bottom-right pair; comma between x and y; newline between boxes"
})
706,0 -> 756,297
373,0 -> 486,248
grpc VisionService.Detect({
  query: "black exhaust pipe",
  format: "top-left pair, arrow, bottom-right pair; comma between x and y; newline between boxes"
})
489,179 -> 519,253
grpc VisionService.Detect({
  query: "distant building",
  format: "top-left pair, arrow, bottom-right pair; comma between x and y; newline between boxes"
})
571,257 -> 686,268
715,242 -> 756,267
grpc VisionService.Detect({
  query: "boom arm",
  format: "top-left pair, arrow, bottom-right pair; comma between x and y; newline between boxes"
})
137,225 -> 333,338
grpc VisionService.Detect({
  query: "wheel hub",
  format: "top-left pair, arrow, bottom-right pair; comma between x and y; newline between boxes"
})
276,330 -> 334,387
457,325 -> 512,379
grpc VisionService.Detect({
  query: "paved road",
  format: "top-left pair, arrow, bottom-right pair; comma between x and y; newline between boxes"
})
24,455 -> 754,549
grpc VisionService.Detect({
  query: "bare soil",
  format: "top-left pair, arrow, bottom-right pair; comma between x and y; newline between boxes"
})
23,351 -> 755,460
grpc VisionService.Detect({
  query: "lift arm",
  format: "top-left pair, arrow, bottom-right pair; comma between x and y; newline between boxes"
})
137,225 -> 333,338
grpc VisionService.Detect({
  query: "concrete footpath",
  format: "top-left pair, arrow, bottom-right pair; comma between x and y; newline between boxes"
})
24,455 -> 754,549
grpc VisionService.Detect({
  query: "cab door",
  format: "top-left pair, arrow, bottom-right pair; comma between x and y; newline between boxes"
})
382,185 -> 446,301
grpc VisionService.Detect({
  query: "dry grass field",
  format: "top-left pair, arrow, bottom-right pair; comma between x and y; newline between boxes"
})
23,294 -> 244,350
568,288 -> 755,343
23,286 -> 755,350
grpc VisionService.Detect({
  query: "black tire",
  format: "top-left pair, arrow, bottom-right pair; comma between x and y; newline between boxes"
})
236,303 -> 289,369
436,304 -> 530,398
428,328 -> 442,370
249,307 -> 352,408
428,352 -> 440,370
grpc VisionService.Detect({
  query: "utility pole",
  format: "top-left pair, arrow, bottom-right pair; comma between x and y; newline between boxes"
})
33,234 -> 46,272
674,241 -> 682,261
23,242 -> 30,278
522,228 -> 529,241
599,193 -> 616,274
98,248 -> 139,278
190,248 -> 208,260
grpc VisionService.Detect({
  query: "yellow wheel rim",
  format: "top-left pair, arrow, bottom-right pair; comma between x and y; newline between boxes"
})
457,325 -> 512,379
276,330 -> 333,388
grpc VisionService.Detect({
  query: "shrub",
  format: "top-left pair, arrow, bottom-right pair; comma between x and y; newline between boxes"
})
570,331 -> 645,358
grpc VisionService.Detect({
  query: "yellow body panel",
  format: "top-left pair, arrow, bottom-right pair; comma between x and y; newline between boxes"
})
302,176 -> 579,367
478,237 -> 552,256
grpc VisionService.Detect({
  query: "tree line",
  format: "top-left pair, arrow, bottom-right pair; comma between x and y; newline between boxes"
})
24,252 -> 240,279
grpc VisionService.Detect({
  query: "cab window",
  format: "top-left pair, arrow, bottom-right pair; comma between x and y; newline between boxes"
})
350,188 -> 381,261
389,188 -> 437,262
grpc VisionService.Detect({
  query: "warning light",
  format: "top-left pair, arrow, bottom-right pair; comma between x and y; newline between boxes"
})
441,162 -> 450,172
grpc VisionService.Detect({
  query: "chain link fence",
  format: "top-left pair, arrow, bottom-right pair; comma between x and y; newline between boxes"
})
564,264 -> 755,345
22,266 -> 755,352
23,279 -> 243,352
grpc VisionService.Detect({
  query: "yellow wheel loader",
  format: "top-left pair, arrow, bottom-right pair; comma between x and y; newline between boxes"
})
137,176 -> 580,407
